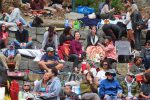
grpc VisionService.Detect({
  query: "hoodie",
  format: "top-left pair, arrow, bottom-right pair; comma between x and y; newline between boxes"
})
33,77 -> 61,100
120,77 -> 139,98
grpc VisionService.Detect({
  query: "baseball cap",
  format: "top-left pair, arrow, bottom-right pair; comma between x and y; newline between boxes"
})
46,47 -> 54,52
17,21 -> 22,26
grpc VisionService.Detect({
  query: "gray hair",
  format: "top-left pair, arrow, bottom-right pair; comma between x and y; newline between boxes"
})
131,4 -> 139,12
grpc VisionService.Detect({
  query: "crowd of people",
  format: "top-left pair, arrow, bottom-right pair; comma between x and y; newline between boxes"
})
0,0 -> 150,100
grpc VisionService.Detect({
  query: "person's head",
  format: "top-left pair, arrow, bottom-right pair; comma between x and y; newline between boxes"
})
126,72 -> 135,83
43,72 -> 51,82
134,56 -> 142,66
105,0 -> 111,4
23,82 -> 31,92
46,47 -> 55,56
105,69 -> 116,80
85,71 -> 94,81
131,4 -> 139,13
90,26 -> 97,36
48,68 -> 58,78
17,21 -> 23,29
104,36 -> 112,45
65,85 -> 72,94
143,72 -> 150,84
100,60 -> 109,69
63,26 -> 72,35
48,26 -> 56,41
145,40 -> 150,48
74,31 -> 81,40
9,43 -> 15,50
8,6 -> 14,13
0,24 -> 7,32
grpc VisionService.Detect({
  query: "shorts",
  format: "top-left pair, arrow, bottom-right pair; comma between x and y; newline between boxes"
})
46,63 -> 58,68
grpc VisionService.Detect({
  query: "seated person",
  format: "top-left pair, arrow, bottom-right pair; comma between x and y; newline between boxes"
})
120,72 -> 139,100
140,40 -> 150,70
80,72 -> 100,100
41,26 -> 58,51
99,36 -> 117,67
140,72 -> 150,99
0,24 -> 9,49
61,85 -> 79,100
38,47 -> 64,72
18,82 -> 34,99
8,6 -> 27,25
96,60 -> 110,83
130,56 -> 145,75
69,31 -> 83,71
33,68 -> 61,100
86,26 -> 105,62
99,69 -> 122,100
58,26 -> 74,60
0,11 -> 9,22
14,21 -> 32,49
0,44 -> 21,70
30,0 -> 46,15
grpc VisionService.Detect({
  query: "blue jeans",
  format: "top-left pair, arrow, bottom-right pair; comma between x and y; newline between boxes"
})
104,95 -> 122,100
14,40 -> 33,49
68,54 -> 79,67
134,30 -> 141,50
19,17 -> 27,25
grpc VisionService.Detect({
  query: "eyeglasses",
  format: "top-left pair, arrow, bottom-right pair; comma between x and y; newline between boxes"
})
107,73 -> 113,76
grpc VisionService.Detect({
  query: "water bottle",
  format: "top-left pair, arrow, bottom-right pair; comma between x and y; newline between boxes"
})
65,19 -> 69,27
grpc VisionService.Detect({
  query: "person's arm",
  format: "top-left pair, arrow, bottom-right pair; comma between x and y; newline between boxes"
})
54,35 -> 58,51
99,81 -> 105,99
90,83 -> 98,93
15,30 -> 20,42
33,81 -> 41,92
140,92 -> 150,99
41,80 -> 61,99
25,30 -> 29,43
116,81 -> 123,98
59,34 -> 64,46
41,31 -> 48,50
134,82 -> 140,98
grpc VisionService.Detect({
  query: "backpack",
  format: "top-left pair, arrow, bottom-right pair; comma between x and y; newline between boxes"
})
32,16 -> 43,27
99,2 -> 105,14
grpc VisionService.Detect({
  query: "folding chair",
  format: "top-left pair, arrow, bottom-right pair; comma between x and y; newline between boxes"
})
115,41 -> 133,63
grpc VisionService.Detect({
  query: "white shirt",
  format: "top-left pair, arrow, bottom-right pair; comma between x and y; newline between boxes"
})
9,8 -> 21,22
148,19 -> 150,30
125,12 -> 132,30
96,70 -> 106,82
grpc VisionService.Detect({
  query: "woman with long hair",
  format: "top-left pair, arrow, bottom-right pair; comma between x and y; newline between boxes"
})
86,26 -> 105,62
58,26 -> 74,60
41,26 -> 58,51
0,24 -> 8,49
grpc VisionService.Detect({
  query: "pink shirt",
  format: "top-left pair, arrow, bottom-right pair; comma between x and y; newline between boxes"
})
104,43 -> 117,60
0,31 -> 8,40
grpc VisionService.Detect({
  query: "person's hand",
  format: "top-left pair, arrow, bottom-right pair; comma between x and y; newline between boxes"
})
39,93 -> 44,96
20,43 -> 23,46
78,54 -> 81,58
117,93 -> 122,98
87,76 -> 93,84
111,8 -> 115,12
23,43 -> 27,46
133,96 -> 137,100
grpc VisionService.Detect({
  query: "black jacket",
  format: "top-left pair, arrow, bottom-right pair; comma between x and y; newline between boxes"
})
15,29 -> 29,43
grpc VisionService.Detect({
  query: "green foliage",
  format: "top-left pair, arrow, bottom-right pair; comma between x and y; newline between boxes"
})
75,0 -> 124,14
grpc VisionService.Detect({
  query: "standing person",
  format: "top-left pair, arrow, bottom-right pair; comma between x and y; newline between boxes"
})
120,72 -> 139,100
80,72 -> 100,100
140,72 -> 150,100
0,44 -> 21,70
41,26 -> 58,51
34,68 -> 61,100
99,69 -> 123,100
130,4 -> 143,50
0,24 -> 9,48
14,21 -> 32,49
125,7 -> 135,49
146,15 -> 150,42
69,31 -> 83,71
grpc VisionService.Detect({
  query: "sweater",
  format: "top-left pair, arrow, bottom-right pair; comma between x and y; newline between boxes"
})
99,79 -> 122,98
15,29 -> 29,43
70,40 -> 82,55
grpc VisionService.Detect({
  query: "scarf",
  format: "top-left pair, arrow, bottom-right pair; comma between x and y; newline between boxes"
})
90,35 -> 98,45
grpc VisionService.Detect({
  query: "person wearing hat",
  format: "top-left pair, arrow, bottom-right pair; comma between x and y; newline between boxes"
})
120,72 -> 139,100
99,36 -> 117,67
18,81 -> 34,100
140,40 -> 150,70
99,69 -> 123,100
13,21 -> 32,49
0,44 -> 21,70
38,47 -> 64,72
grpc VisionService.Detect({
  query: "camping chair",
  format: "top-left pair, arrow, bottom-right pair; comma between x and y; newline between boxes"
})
115,41 -> 133,63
